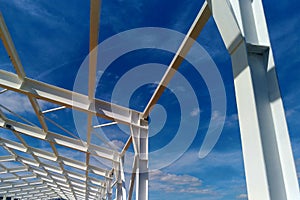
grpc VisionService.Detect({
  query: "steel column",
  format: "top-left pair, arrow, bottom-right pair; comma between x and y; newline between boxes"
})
115,156 -> 126,200
106,173 -> 113,200
131,113 -> 149,200
207,0 -> 300,199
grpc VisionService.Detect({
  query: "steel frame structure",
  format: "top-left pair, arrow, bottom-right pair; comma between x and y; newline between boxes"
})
0,0 -> 299,200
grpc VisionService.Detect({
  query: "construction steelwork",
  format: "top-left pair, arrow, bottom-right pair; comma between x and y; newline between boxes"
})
0,0 -> 299,200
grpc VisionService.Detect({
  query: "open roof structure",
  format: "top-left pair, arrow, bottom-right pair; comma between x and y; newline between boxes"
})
0,0 -> 299,200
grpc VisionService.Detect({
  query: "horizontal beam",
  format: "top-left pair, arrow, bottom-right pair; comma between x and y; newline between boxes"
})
0,166 -> 28,174
0,117 -> 119,162
0,182 -> 46,190
0,154 -> 105,196
93,121 -> 118,129
0,70 -> 142,126
0,137 -> 112,179
142,1 -> 211,118
42,106 -> 66,114
0,154 -> 15,162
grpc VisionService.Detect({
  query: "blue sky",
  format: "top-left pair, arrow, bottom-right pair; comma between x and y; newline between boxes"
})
0,0 -> 299,199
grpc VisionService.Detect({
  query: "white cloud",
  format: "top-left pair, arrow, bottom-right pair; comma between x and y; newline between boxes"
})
285,109 -> 296,118
109,139 -> 125,150
152,170 -> 201,186
190,107 -> 201,117
211,110 -> 226,124
236,194 -> 247,199
207,110 -> 238,128
95,70 -> 104,84
49,113 -> 59,119
0,91 -> 49,114
161,149 -> 249,198
226,113 -> 238,127
178,188 -> 212,194
149,170 -> 213,195
0,91 -> 32,113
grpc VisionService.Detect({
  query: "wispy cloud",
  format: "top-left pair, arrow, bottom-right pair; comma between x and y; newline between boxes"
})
11,0 -> 62,26
0,62 -> 13,71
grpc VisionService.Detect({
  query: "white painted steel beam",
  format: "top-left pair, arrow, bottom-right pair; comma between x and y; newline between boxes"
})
86,0 -> 101,188
0,117 -> 119,162
207,0 -> 300,199
89,0 -> 101,100
88,1 -> 102,195
0,153 -> 64,199
127,155 -> 138,200
0,0 -> 297,199
0,11 -> 49,139
130,113 -> 149,200
0,113 -> 112,198
121,9 -> 213,199
0,146 -> 110,181
120,136 -> 132,157
42,106 -> 66,114
0,17 -> 78,198
106,173 -> 113,200
0,70 -> 141,126
0,155 -> 15,162
115,157 -> 126,200
142,1 -> 211,118
93,121 -> 118,129
12,129 -> 76,198
0,149 -> 105,198
0,11 -> 133,197
0,13 -> 25,79
28,95 -> 49,132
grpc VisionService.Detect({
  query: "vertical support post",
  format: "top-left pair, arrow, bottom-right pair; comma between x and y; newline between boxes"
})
99,187 -> 105,200
130,112 -> 149,200
127,155 -> 138,200
116,156 -> 126,200
106,173 -> 113,200
207,0 -> 300,199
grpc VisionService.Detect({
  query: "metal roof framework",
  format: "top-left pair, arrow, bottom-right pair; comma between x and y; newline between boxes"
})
0,0 -> 299,200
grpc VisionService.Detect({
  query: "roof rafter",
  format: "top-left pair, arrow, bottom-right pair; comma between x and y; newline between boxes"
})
142,1 -> 211,118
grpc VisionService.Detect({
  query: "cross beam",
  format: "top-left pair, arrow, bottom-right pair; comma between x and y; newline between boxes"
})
0,70 -> 141,127
142,1 -> 211,118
